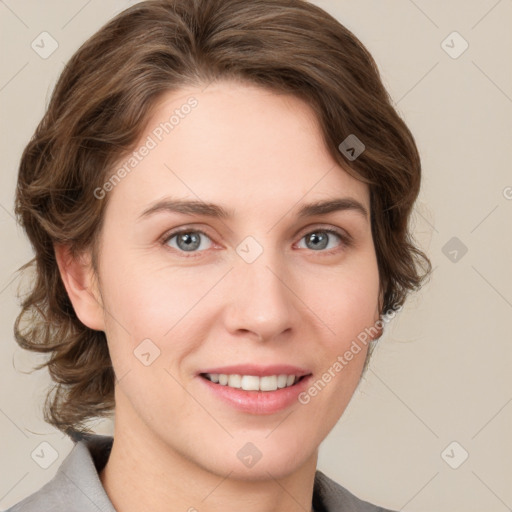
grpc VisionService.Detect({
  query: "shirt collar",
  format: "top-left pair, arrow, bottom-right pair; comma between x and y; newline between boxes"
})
49,433 -> 381,512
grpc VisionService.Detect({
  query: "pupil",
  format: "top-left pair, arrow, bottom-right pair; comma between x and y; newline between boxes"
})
179,233 -> 200,251
308,232 -> 328,250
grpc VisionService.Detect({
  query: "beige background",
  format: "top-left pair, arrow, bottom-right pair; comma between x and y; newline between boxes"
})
1,1 -> 511,510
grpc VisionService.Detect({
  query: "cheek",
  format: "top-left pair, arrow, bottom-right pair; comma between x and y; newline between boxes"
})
99,256 -> 224,353
304,257 -> 380,343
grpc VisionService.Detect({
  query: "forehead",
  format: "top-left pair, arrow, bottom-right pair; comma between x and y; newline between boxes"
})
105,80 -> 369,218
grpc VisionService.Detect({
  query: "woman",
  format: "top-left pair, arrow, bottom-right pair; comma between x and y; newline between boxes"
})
9,0 -> 431,510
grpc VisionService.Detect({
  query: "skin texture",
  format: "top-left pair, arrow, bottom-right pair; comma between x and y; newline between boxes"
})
56,80 -> 382,512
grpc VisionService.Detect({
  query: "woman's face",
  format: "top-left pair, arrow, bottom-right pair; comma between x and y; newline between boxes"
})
93,80 -> 381,479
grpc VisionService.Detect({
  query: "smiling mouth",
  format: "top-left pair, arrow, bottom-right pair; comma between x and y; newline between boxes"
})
200,373 -> 309,392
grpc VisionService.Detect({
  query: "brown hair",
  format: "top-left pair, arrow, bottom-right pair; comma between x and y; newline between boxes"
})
14,0 -> 431,436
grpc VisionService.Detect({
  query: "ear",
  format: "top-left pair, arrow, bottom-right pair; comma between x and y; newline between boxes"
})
370,287 -> 386,341
54,244 -> 105,331
377,287 -> 385,317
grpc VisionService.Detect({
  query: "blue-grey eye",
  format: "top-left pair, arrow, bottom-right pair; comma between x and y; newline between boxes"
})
298,230 -> 342,251
165,230 -> 212,252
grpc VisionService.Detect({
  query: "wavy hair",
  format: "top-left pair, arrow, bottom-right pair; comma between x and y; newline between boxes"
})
14,0 -> 431,436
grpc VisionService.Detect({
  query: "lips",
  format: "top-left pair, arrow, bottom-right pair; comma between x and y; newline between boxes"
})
196,364 -> 313,414
197,364 -> 311,378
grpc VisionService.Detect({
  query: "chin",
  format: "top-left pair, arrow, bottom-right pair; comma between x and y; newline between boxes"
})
211,454 -> 310,482
221,435 -> 316,481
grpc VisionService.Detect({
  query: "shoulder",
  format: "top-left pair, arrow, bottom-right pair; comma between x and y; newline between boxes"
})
313,470 -> 397,512
6,436 -> 396,512
5,434 -> 115,512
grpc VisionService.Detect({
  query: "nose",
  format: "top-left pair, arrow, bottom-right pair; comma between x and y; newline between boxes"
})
222,250 -> 299,342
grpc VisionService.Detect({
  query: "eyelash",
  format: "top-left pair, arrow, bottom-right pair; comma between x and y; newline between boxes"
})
160,226 -> 352,258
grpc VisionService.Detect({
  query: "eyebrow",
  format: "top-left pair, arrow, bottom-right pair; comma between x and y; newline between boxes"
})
138,197 -> 368,221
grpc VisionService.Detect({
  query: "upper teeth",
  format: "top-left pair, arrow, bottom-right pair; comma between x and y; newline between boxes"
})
204,373 -> 299,391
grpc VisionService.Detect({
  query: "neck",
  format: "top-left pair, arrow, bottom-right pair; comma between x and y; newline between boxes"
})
99,393 -> 318,512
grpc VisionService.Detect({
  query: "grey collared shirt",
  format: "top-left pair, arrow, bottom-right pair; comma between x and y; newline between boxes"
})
6,434 -> 396,512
